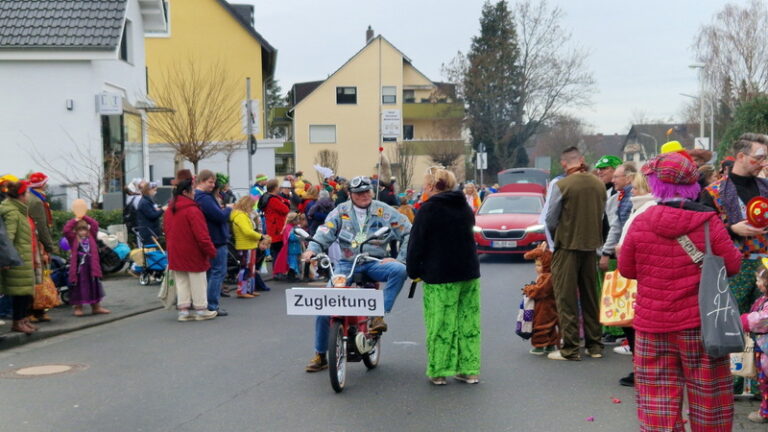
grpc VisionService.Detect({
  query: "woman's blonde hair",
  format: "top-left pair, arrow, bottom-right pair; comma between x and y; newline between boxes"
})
424,166 -> 457,192
233,196 -> 256,213
632,172 -> 651,195
285,211 -> 299,226
305,186 -> 319,200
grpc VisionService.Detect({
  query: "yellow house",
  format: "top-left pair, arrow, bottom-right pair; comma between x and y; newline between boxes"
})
144,0 -> 278,189
290,29 -> 464,188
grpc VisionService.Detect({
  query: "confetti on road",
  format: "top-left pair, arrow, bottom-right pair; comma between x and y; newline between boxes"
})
586,416 -> 595,422
611,397 -> 621,404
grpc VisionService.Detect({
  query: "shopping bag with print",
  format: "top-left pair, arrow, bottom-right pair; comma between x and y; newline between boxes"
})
599,270 -> 637,327
157,270 -> 176,310
730,336 -> 756,378
33,270 -> 61,310
515,294 -> 534,340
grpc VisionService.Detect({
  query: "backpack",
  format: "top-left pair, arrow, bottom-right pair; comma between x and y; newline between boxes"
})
257,193 -> 272,212
123,199 -> 138,229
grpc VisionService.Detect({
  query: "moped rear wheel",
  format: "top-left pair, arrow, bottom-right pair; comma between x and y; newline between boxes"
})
362,337 -> 380,369
328,320 -> 346,393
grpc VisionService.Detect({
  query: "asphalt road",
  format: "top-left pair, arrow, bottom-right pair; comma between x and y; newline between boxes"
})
0,255 -> 641,432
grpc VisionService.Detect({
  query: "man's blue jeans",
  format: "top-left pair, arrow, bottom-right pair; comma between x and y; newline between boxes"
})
207,245 -> 228,311
314,260 -> 407,353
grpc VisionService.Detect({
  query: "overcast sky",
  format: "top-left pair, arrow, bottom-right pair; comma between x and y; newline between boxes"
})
241,0 -> 729,135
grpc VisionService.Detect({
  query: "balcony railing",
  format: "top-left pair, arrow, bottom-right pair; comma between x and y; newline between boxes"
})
403,102 -> 464,120
403,139 -> 466,155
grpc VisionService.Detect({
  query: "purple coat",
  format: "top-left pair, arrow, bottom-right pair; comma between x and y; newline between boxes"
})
63,215 -> 102,284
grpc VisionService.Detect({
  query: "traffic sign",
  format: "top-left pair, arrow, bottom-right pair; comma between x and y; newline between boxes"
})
695,137 -> 710,151
477,152 -> 488,170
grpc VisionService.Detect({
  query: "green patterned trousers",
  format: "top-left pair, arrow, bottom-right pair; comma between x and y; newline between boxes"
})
422,279 -> 481,378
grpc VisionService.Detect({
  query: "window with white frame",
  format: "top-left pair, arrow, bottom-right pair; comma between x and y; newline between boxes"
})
382,86 -> 396,104
145,1 -> 171,37
309,125 -> 336,143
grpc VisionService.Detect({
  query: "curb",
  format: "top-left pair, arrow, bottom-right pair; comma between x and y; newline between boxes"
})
0,304 -> 163,351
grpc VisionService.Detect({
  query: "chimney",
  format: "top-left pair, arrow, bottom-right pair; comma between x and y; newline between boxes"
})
366,25 -> 374,44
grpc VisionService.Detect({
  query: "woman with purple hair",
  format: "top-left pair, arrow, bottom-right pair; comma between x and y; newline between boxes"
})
619,152 -> 743,431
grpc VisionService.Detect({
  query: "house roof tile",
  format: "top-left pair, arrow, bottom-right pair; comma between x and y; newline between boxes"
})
0,0 -> 127,50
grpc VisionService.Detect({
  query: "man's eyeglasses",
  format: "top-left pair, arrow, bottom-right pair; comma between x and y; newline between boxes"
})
746,153 -> 768,163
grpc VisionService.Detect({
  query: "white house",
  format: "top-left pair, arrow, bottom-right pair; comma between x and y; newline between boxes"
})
0,0 -> 167,209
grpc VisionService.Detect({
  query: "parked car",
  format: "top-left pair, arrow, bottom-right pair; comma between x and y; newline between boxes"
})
473,190 -> 545,254
497,168 -> 549,190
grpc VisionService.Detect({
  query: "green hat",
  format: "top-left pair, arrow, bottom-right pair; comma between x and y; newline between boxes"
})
595,155 -> 622,169
215,173 -> 230,186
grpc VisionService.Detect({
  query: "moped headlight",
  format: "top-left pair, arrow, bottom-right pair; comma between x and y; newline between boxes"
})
525,224 -> 545,234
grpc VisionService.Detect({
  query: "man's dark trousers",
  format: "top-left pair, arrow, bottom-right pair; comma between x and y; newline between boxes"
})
551,248 -> 604,359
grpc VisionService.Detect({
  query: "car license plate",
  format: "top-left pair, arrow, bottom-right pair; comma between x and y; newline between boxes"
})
492,241 -> 517,248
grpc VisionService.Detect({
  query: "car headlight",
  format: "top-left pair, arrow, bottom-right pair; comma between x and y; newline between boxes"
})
525,224 -> 545,234
472,226 -> 483,233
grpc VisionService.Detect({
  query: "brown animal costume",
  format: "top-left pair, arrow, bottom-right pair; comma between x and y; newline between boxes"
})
523,242 -> 560,348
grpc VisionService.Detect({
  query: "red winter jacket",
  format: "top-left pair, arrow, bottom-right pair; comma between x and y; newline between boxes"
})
264,194 -> 290,240
619,202 -> 742,333
163,195 -> 217,272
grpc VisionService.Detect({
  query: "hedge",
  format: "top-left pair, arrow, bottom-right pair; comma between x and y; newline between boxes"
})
51,209 -> 123,242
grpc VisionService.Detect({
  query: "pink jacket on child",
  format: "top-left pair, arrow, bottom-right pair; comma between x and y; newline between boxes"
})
742,296 -> 768,374
619,202 -> 742,333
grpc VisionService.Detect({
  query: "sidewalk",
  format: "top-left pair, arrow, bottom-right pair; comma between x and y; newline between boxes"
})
0,274 -> 163,350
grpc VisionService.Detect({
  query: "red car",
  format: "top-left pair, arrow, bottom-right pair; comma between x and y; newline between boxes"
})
473,190 -> 546,254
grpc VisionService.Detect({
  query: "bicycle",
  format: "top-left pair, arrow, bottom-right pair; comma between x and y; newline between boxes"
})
294,226 -> 389,393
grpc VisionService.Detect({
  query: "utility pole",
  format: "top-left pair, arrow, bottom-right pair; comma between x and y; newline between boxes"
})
246,77 -> 253,186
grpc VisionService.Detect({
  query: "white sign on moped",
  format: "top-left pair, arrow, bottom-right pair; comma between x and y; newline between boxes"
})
286,288 -> 384,316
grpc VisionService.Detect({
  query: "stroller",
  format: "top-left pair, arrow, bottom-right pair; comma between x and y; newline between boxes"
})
130,227 -> 168,286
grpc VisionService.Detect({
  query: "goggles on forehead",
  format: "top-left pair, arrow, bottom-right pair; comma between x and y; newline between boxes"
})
350,176 -> 371,189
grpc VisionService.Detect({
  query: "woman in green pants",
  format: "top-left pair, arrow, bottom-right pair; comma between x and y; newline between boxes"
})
406,167 -> 481,385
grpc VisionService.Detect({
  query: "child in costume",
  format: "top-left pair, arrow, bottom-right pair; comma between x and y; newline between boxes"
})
522,242 -> 559,355
741,259 -> 768,424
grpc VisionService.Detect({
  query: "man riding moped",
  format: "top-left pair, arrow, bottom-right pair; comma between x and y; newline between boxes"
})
302,176 -> 411,372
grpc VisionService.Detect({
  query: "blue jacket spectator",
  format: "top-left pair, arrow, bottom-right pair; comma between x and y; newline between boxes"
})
195,190 -> 232,247
136,183 -> 164,245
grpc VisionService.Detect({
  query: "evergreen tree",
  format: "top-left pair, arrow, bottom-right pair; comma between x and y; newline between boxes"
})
265,77 -> 286,138
464,1 -> 523,175
719,96 -> 768,158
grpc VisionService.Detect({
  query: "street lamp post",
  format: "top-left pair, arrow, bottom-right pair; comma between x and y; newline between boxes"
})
680,93 -> 715,151
637,132 -> 657,158
689,63 -> 706,140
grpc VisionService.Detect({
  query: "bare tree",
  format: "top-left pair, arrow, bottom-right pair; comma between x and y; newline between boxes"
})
148,59 -> 242,173
694,0 -> 768,107
217,140 -> 245,177
388,142 -> 416,188
25,130 -> 118,205
513,0 -> 595,148
314,149 -> 339,183
425,141 -> 464,170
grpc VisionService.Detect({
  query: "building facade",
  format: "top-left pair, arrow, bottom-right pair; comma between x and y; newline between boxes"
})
289,31 -> 465,187
0,0 -> 167,207
144,0 -> 278,192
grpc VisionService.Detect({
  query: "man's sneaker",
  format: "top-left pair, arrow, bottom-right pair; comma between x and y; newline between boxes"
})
305,354 -> 328,372
429,376 -> 447,385
195,310 -> 217,321
587,350 -> 604,359
619,372 -> 635,387
529,347 -> 546,356
613,340 -> 632,355
214,308 -> 229,317
547,350 -> 581,361
369,316 -> 388,332
177,310 -> 194,322
454,374 -> 479,384
749,411 -> 768,423
601,334 -> 626,345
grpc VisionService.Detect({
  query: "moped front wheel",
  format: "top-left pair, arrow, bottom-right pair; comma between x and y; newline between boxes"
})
362,336 -> 380,370
328,320 -> 346,393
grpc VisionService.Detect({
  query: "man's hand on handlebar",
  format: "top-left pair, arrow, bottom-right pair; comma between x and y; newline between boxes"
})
301,250 -> 316,262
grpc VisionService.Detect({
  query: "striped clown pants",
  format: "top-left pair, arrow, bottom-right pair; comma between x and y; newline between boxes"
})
634,328 -> 733,432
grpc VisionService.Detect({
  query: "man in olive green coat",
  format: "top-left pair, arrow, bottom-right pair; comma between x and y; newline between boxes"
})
545,147 -> 607,361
